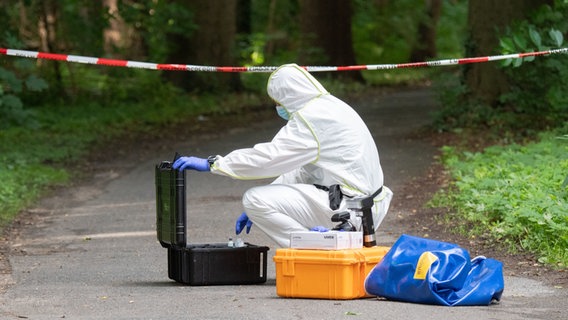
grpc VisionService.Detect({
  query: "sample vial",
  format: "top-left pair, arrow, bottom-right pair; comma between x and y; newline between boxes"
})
228,238 -> 234,247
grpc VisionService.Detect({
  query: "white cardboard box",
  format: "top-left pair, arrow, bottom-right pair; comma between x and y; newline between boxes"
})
290,231 -> 363,250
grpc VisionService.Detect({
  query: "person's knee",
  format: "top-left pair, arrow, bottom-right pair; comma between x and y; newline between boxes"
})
242,186 -> 265,213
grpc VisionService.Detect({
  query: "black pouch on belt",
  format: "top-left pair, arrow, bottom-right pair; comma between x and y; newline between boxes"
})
328,184 -> 343,210
314,184 -> 343,211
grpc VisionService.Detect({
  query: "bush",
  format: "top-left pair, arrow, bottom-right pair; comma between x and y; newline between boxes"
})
0,163 -> 68,226
0,60 -> 48,129
432,131 -> 568,268
498,4 -> 568,131
432,3 -> 568,137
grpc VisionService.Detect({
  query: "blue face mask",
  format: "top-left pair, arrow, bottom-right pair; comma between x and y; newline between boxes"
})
275,106 -> 290,120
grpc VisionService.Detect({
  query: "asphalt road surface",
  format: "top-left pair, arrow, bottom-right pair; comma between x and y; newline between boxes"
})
1,88 -> 566,319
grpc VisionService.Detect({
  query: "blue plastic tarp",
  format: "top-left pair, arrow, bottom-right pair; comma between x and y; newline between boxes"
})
364,234 -> 504,306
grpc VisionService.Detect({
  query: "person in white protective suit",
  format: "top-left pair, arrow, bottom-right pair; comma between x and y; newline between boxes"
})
173,63 -> 393,248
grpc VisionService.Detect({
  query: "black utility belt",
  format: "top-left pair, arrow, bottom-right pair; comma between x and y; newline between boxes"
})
314,184 -> 383,211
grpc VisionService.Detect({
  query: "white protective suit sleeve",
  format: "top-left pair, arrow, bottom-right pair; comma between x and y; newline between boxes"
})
209,117 -> 319,180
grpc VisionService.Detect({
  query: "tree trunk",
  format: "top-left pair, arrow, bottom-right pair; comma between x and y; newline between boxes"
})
237,0 -> 251,35
464,0 -> 553,105
103,0 -> 122,55
265,0 -> 278,57
163,0 -> 240,92
410,0 -> 442,62
103,0 -> 145,59
38,0 -> 64,95
298,0 -> 364,82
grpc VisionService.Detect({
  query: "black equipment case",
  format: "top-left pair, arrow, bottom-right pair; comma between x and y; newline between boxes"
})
155,158 -> 269,286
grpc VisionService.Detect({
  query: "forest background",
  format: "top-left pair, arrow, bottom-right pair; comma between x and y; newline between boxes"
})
0,0 -> 567,267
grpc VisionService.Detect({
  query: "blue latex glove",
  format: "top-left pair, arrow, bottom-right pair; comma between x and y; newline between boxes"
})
235,212 -> 253,235
310,226 -> 329,232
172,156 -> 210,172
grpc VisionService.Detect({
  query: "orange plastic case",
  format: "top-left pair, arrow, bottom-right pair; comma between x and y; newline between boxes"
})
273,246 -> 390,300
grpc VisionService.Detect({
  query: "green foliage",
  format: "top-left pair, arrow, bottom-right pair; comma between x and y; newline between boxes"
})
0,163 -> 68,227
435,1 -> 468,59
352,0 -> 421,84
61,65 -> 185,106
429,71 -> 527,139
57,0 -> 107,56
353,0 -> 421,64
0,60 -> 48,129
236,1 -> 300,92
432,3 -> 568,137
244,0 -> 300,64
237,30 -> 298,92
432,132 -> 568,268
1,26 -> 49,128
352,0 -> 468,85
495,3 -> 568,132
117,0 -> 195,62
437,2 -> 568,136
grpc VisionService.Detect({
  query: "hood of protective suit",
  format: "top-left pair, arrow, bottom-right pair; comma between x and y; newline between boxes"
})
267,64 -> 329,114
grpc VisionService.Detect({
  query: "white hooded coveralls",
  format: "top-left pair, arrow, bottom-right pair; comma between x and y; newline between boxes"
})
210,64 -> 393,247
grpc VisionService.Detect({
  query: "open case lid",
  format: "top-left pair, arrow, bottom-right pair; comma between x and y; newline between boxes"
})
155,153 -> 187,248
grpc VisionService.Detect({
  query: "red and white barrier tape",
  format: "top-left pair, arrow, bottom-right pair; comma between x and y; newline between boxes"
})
1,47 -> 567,72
